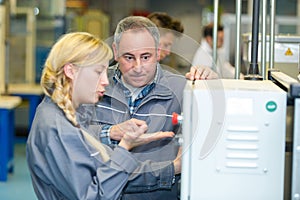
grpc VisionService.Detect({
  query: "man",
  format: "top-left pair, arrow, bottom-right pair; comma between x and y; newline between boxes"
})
91,16 -> 218,199
192,23 -> 244,79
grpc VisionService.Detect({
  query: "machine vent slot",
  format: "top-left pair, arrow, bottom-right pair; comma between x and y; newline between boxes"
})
217,125 -> 262,173
227,125 -> 259,132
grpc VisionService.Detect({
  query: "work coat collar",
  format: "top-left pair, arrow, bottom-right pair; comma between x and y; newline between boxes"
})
105,63 -> 174,103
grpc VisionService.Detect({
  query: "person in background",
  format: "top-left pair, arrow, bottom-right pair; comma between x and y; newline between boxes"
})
90,16 -> 218,200
192,23 -> 244,79
26,32 -> 182,200
147,12 -> 190,75
147,12 -> 184,61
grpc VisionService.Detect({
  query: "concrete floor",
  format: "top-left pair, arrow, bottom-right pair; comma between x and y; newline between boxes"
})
0,139 -> 37,200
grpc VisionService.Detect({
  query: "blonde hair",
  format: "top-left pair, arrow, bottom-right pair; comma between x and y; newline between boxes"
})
41,32 -> 112,161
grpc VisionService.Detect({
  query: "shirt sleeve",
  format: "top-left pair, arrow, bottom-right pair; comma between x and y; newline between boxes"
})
100,124 -> 113,144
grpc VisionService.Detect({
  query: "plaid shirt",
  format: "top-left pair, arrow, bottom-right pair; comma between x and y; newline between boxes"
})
100,67 -> 157,145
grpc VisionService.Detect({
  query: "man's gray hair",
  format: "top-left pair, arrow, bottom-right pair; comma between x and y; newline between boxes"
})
114,16 -> 160,51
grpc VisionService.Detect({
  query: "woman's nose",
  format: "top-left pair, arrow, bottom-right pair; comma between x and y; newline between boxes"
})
100,72 -> 109,86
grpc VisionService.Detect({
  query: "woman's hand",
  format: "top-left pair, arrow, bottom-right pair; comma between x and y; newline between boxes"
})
119,130 -> 174,150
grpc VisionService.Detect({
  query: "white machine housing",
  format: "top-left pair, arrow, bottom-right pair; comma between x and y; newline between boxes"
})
181,79 -> 287,200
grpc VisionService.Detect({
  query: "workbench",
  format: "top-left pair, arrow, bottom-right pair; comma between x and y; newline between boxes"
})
0,95 -> 22,181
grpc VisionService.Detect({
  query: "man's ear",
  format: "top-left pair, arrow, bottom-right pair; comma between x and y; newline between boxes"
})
157,47 -> 161,61
206,36 -> 213,48
63,64 -> 75,79
112,43 -> 118,61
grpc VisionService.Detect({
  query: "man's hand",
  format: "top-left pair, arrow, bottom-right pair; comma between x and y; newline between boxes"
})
185,65 -> 218,80
110,118 -> 147,141
173,146 -> 182,175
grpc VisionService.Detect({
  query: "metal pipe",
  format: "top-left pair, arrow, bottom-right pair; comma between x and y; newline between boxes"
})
212,0 -> 219,72
269,0 -> 276,71
5,40 -> 9,94
261,0 -> 267,80
245,0 -> 262,80
249,0 -> 260,74
235,0 -> 242,79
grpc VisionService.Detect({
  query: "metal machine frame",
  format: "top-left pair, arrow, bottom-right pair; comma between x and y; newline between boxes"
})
180,0 -> 300,199
270,71 -> 300,200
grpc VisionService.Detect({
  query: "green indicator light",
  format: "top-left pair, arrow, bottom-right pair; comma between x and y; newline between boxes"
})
266,101 -> 277,112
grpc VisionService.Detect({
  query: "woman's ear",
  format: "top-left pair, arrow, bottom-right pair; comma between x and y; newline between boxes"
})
64,64 -> 75,79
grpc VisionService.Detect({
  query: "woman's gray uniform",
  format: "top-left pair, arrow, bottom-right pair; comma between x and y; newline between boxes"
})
26,96 -> 174,200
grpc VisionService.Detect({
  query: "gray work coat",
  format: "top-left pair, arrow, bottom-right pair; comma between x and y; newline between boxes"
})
90,64 -> 186,200
26,96 -> 175,200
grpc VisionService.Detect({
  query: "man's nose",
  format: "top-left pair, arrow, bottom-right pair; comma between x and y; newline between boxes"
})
133,59 -> 142,72
165,49 -> 171,55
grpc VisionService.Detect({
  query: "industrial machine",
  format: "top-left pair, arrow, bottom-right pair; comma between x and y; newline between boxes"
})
242,34 -> 300,80
270,71 -> 300,200
180,79 -> 287,200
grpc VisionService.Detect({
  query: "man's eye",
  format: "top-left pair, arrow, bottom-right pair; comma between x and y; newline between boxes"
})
164,44 -> 172,49
142,55 -> 150,60
124,55 -> 134,61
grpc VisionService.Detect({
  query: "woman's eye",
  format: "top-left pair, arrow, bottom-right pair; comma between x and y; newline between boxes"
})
96,71 -> 103,75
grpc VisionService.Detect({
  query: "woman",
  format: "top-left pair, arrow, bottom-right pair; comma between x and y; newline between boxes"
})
26,32 -> 178,200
